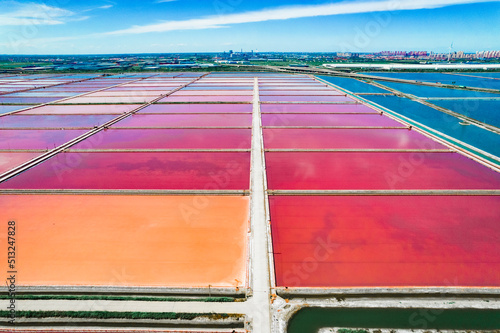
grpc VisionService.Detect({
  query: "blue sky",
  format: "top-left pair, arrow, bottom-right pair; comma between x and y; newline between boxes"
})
1,0 -> 499,54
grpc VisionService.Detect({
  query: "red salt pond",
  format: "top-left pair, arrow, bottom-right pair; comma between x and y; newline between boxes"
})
271,195 -> 500,287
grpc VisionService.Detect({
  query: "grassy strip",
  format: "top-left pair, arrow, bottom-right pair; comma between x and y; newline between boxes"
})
338,329 -> 369,333
0,294 -> 236,302
0,310 -> 241,320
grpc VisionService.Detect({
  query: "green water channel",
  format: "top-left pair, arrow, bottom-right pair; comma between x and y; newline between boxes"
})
288,308 -> 500,333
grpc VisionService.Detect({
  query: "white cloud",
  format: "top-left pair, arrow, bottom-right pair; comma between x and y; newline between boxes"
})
70,15 -> 91,22
156,0 -> 178,3
104,0 -> 500,35
82,4 -> 114,12
0,2 -> 81,26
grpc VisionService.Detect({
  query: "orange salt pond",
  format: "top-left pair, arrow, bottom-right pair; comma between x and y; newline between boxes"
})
0,195 -> 249,288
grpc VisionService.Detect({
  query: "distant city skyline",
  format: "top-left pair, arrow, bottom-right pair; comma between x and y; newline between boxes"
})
1,0 -> 500,55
